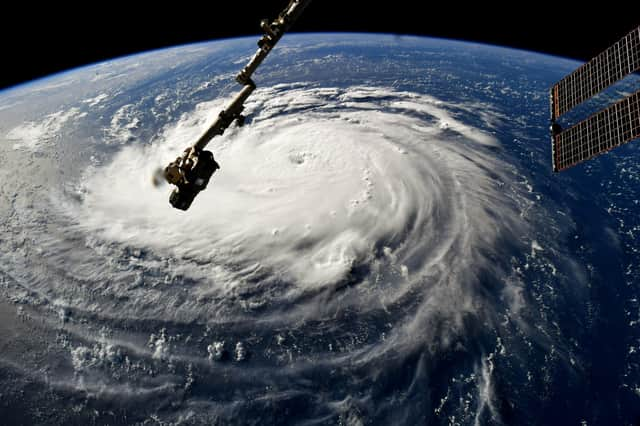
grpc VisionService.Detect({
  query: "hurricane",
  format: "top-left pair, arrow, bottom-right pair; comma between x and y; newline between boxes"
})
1,80 -> 563,424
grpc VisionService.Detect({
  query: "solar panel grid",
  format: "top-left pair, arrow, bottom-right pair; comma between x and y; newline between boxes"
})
553,90 -> 640,171
552,27 -> 640,120
550,26 -> 640,171
631,28 -> 640,72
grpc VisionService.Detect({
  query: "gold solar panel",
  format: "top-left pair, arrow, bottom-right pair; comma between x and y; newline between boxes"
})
550,26 -> 640,172
553,90 -> 640,171
551,26 -> 640,121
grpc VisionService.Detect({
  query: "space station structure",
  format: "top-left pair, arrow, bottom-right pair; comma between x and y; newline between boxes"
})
163,0 -> 313,210
550,25 -> 640,172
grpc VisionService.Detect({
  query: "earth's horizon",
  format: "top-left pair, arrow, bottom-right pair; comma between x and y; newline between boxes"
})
1,33 -> 586,95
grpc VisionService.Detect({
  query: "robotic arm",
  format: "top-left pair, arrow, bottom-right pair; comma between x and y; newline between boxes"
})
163,0 -> 313,210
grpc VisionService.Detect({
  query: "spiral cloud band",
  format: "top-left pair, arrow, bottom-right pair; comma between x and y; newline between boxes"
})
5,84 -> 537,423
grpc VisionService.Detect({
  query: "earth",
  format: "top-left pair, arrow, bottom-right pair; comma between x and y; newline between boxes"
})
1,33 -> 639,425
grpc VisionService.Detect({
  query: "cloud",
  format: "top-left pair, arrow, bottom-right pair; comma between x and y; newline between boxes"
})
6,107 -> 82,151
70,85 -> 527,334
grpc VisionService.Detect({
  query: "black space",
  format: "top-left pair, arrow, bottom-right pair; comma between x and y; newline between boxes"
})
2,1 -> 638,90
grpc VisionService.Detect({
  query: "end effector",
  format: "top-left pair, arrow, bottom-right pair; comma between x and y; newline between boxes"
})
164,147 -> 220,210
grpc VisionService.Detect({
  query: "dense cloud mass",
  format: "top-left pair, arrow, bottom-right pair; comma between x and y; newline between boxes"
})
0,73 -> 591,424
16,85 -> 528,422
68,85 -> 523,324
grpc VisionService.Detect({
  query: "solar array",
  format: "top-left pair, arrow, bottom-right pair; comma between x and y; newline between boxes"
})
550,26 -> 640,172
553,89 -> 640,171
